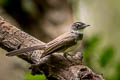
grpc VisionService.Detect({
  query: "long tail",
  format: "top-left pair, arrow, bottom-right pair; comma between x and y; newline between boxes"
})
6,45 -> 45,56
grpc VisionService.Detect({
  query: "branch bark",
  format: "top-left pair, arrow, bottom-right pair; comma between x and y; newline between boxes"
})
0,16 -> 104,80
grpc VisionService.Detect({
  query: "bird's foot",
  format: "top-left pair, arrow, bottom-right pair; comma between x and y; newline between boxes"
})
63,52 -> 74,63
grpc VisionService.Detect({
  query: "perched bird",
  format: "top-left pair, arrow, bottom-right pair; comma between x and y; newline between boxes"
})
6,22 -> 90,58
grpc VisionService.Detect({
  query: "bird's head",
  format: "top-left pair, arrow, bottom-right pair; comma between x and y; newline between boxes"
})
71,22 -> 90,34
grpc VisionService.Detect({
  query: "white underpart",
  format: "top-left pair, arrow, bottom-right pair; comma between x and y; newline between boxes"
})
71,29 -> 84,34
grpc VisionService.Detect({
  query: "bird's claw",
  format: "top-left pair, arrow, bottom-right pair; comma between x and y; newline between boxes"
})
63,52 -> 74,63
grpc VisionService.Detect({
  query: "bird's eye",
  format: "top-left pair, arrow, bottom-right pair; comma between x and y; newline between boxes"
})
75,24 -> 80,29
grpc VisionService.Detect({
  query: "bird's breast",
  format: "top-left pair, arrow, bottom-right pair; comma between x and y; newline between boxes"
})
63,40 -> 81,54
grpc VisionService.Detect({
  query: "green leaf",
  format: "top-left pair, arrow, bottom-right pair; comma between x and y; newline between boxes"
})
83,36 -> 100,65
25,72 -> 46,80
99,46 -> 114,67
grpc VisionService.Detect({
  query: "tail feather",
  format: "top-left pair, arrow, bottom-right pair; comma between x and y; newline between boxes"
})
6,45 -> 45,56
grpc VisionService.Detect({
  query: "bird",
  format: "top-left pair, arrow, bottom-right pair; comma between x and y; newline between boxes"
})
6,22 -> 90,58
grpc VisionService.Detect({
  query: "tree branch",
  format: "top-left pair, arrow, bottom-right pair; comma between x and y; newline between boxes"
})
0,16 -> 104,80
0,16 -> 45,63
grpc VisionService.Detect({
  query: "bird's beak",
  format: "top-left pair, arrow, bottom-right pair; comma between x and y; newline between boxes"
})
83,24 -> 90,28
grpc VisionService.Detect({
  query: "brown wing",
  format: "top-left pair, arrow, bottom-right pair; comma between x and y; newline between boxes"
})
41,32 -> 76,57
6,45 -> 45,56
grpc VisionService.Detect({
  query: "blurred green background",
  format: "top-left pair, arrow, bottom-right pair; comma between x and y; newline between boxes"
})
0,0 -> 120,80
